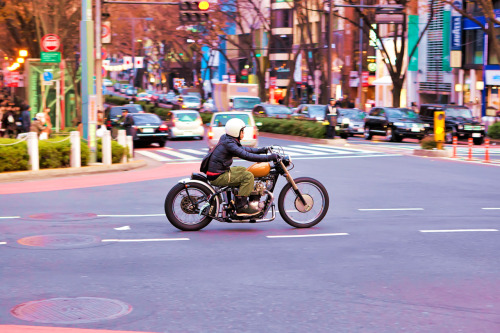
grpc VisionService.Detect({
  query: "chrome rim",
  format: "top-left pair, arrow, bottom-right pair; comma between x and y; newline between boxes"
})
282,182 -> 325,224
172,188 -> 208,225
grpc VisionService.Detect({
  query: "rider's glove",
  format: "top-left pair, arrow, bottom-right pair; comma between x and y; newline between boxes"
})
268,153 -> 279,162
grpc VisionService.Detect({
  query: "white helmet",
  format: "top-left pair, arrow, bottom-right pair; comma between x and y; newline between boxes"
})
225,118 -> 246,137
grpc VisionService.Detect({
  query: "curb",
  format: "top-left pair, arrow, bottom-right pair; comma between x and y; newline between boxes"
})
413,149 -> 453,158
260,132 -> 347,146
0,160 -> 147,183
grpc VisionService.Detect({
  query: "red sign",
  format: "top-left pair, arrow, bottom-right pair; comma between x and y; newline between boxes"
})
41,34 -> 61,52
302,74 -> 308,84
362,71 -> 369,87
5,71 -> 20,87
270,77 -> 277,88
241,69 -> 248,76
229,75 -> 236,83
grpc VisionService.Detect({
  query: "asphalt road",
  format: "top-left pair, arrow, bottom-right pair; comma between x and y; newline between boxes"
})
1,136 -> 499,332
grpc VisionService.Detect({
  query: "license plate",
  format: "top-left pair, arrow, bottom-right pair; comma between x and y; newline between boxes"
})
142,128 -> 154,133
357,128 -> 364,132
183,131 -> 192,136
411,128 -> 420,132
335,126 -> 340,130
472,133 -> 481,138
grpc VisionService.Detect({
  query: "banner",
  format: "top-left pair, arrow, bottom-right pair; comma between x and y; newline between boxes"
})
442,10 -> 451,72
408,15 -> 419,72
134,57 -> 144,69
102,21 -> 111,44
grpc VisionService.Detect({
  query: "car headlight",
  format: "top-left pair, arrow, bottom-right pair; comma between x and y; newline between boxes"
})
423,124 -> 430,128
394,122 -> 405,127
458,125 -> 464,130
341,118 -> 350,124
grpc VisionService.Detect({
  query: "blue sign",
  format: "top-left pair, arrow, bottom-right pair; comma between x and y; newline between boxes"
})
43,71 -> 53,81
451,16 -> 462,51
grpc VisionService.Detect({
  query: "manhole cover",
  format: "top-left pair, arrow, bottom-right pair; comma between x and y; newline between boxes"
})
17,234 -> 101,249
26,213 -> 98,222
11,297 -> 132,324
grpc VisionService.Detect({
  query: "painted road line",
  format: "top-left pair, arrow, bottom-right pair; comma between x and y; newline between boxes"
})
179,148 -> 208,155
358,208 -> 424,211
290,154 -> 400,160
288,145 -> 344,154
420,229 -> 498,233
97,214 -> 164,217
267,233 -> 349,239
0,216 -> 20,219
290,145 -> 356,154
0,242 -> 6,245
314,144 -> 375,154
102,238 -> 190,242
157,149 -> 199,160
136,150 -> 172,162
283,146 -> 330,155
482,208 -> 500,210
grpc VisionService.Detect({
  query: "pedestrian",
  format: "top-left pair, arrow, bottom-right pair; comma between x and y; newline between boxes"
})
30,113 -> 45,137
1,105 -> 18,138
118,109 -> 134,136
325,98 -> 338,139
42,107 -> 52,138
411,102 -> 419,114
21,104 -> 31,133
348,99 -> 355,108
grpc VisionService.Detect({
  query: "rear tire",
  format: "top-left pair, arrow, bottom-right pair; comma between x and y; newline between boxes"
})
158,139 -> 167,147
340,133 -> 348,139
473,137 -> 484,145
165,183 -> 213,231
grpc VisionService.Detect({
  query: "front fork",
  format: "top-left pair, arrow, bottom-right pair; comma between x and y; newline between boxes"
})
279,160 -> 307,206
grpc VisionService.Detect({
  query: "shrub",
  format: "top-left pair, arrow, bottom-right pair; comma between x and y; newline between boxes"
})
487,122 -> 500,139
0,139 -> 29,172
257,117 -> 326,139
96,139 -> 126,164
420,136 -> 438,150
200,112 -> 213,124
104,95 -> 129,106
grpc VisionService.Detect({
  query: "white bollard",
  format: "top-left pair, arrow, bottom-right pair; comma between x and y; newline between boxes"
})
117,130 -> 127,163
70,131 -> 81,168
102,130 -> 112,166
126,135 -> 134,161
27,132 -> 39,171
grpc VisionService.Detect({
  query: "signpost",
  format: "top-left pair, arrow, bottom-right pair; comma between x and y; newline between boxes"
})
41,52 -> 61,63
41,34 -> 61,52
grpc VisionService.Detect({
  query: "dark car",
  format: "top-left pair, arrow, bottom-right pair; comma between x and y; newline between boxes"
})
293,104 -> 327,121
364,107 -> 428,142
126,113 -> 169,147
105,104 -> 145,130
252,104 -> 292,118
419,104 -> 485,145
337,108 -> 367,138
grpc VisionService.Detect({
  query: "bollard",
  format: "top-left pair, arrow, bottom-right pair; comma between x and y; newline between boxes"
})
484,138 -> 490,163
70,131 -> 81,168
126,135 -> 134,161
102,130 -> 112,166
117,130 -> 127,163
467,137 -> 473,161
27,132 -> 39,171
452,136 -> 458,158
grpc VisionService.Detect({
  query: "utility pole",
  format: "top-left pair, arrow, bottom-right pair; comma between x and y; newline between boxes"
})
327,0 -> 333,101
358,0 -> 364,110
95,0 -> 103,113
131,18 -> 137,87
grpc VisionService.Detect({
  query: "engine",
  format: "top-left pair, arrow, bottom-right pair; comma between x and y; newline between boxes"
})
248,181 -> 272,212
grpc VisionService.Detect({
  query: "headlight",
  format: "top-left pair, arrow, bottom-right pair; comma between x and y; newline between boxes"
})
342,118 -> 350,124
458,125 -> 464,130
394,122 -> 405,127
423,124 -> 430,128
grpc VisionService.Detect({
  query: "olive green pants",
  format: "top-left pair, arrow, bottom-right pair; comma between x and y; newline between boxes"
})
210,166 -> 254,196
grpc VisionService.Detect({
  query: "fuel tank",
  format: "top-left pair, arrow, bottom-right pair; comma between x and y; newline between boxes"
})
247,162 -> 271,178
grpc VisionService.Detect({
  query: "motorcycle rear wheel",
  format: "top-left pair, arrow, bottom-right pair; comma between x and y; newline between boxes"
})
278,177 -> 329,228
165,183 -> 213,231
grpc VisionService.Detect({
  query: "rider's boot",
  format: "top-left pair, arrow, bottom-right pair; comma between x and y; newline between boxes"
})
234,196 -> 259,216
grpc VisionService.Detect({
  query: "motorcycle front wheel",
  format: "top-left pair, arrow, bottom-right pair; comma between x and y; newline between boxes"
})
278,177 -> 329,228
164,183 -> 213,231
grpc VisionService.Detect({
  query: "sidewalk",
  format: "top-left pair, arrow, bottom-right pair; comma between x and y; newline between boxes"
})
0,326 -> 157,333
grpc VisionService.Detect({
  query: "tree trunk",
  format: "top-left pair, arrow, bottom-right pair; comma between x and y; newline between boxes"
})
392,79 -> 403,107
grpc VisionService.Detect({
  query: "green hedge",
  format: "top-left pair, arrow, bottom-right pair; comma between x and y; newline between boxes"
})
420,136 -> 438,150
201,112 -> 213,124
96,139 -> 126,164
0,139 -> 29,172
488,122 -> 500,139
256,117 -> 327,139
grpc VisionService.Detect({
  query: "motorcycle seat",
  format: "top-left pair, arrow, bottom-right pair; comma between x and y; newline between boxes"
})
191,173 -> 209,183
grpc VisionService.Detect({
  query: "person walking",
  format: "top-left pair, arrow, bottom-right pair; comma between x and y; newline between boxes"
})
325,98 -> 338,139
1,106 -> 18,138
21,104 -> 31,133
30,113 -> 45,137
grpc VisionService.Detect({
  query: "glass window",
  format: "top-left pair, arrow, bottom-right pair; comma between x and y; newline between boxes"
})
233,97 -> 261,110
445,107 -> 473,119
264,105 -> 292,115
464,29 -> 484,65
272,9 -> 292,29
369,109 -> 379,116
213,114 -> 251,127
132,114 -> 161,125
175,112 -> 199,122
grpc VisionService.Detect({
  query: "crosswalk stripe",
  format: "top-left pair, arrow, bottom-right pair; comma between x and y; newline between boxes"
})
288,145 -> 345,154
136,150 -> 172,161
157,149 -> 200,160
179,149 -> 208,155
282,146 -> 330,155
313,144 -> 375,154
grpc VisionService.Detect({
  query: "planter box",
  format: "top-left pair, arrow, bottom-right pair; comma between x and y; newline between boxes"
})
413,149 -> 452,158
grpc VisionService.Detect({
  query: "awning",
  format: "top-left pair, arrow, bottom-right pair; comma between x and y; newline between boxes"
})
372,76 -> 392,86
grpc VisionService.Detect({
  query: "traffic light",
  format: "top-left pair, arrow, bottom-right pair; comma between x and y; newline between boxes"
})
434,111 -> 445,148
179,0 -> 210,23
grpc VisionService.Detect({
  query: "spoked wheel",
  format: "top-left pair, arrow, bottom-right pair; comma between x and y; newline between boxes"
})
164,183 -> 213,231
278,177 -> 329,228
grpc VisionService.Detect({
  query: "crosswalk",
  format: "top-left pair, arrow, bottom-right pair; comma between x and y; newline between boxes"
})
135,144 -> 397,163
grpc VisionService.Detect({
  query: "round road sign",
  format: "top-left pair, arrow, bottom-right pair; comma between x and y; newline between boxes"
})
41,34 -> 61,52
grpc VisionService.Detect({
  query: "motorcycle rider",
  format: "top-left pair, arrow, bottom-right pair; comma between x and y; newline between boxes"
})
206,118 -> 278,216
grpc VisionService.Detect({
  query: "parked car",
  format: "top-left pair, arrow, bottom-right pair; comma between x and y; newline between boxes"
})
252,104 -> 292,118
120,84 -> 129,94
231,96 -> 261,112
103,79 -> 113,87
105,103 -> 145,130
174,95 -> 202,110
364,107 -> 428,142
125,113 -> 169,147
136,92 -> 150,101
164,110 -> 204,140
419,104 -> 486,145
293,104 -> 328,121
113,83 -> 121,92
207,111 -> 260,150
125,87 -> 137,96
165,91 -> 177,104
336,108 -> 367,138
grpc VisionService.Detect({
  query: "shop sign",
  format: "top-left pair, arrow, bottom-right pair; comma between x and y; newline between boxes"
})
485,70 -> 500,85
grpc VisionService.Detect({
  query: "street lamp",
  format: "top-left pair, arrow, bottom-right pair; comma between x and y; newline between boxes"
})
19,50 -> 28,57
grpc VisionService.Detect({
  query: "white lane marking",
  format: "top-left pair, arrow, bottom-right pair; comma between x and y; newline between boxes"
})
267,233 -> 349,239
482,208 -> 500,210
0,216 -> 21,219
358,208 -> 424,211
420,229 -> 498,233
102,238 -> 190,242
136,150 -> 172,161
289,145 -> 350,154
98,214 -> 164,217
157,149 -> 199,160
179,149 -> 208,155
0,242 -> 6,245
114,226 -> 131,231
289,154 -> 400,160
313,144 -> 375,154
282,146 -> 330,155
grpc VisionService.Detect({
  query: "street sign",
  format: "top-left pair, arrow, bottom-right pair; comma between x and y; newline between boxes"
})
43,71 -> 53,82
5,71 -> 20,87
41,52 -> 61,63
270,76 -> 277,88
102,21 -> 111,44
41,34 -> 61,52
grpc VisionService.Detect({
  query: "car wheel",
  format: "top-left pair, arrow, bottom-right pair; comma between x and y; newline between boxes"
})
364,127 -> 372,140
158,139 -> 167,147
473,137 -> 484,145
445,130 -> 454,144
393,134 -> 403,142
340,133 -> 348,139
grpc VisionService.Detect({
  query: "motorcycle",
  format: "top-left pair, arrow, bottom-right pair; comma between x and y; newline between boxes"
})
164,146 -> 329,231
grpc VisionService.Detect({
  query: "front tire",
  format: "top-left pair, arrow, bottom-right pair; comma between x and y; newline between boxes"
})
473,137 -> 484,145
165,183 -> 213,231
278,177 -> 329,228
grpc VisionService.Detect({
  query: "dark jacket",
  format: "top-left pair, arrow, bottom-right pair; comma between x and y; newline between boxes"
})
208,134 -> 271,174
21,110 -> 31,132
